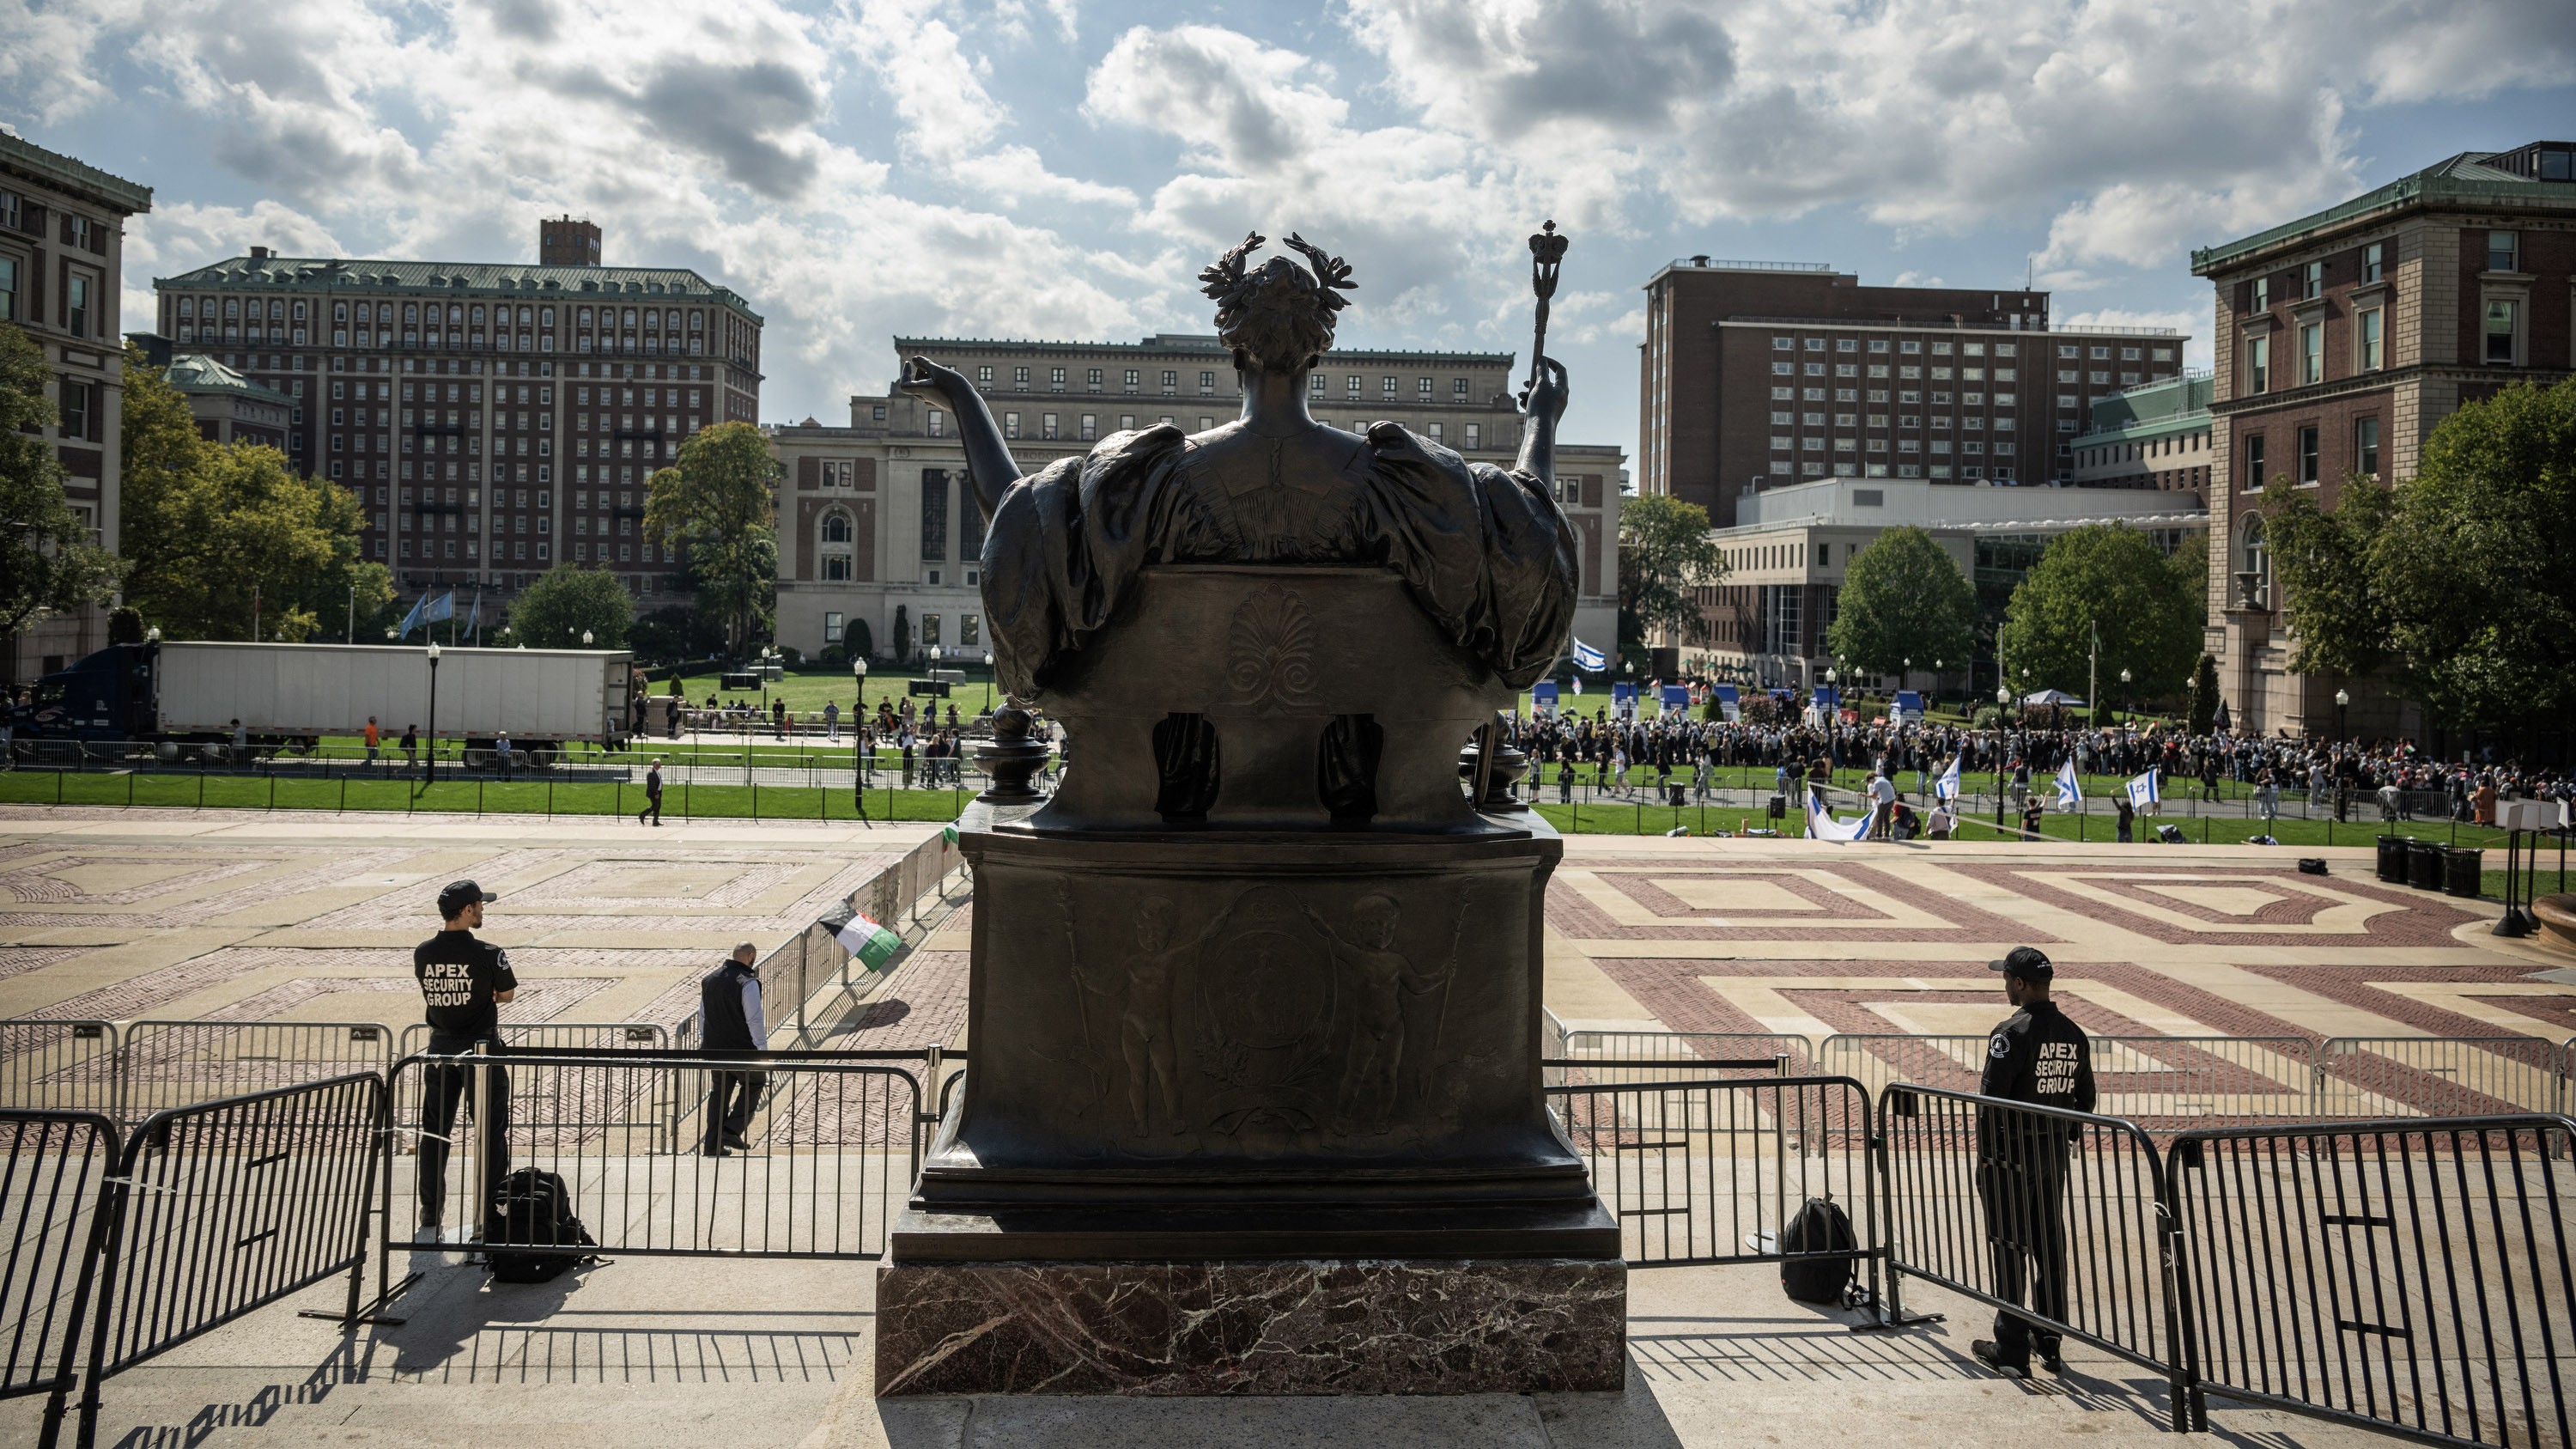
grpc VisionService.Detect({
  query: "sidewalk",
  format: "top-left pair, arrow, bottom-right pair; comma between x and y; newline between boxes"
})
0,1248 -> 2397,1449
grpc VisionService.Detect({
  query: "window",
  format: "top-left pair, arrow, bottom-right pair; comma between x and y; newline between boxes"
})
1201,371 -> 1217,394
1012,366 -> 1030,387
824,612 -> 844,642
1085,368 -> 1102,390
2358,308 -> 2383,370
2299,323 -> 2321,385
2302,261 -> 2323,300
2251,277 -> 2269,312
1453,378 -> 1468,395
1049,367 -> 1066,390
1346,374 -> 1362,395
57,379 -> 94,441
0,256 -> 16,323
1804,338 -> 1826,351
1868,340 -> 1890,354
1772,337 -> 1794,350
2356,416 -> 2380,479
2246,335 -> 2269,394
1161,370 -> 1178,393
1464,423 -> 1481,449
2237,513 -> 2269,607
2485,300 -> 2518,363
1041,412 -> 1058,440
2243,433 -> 2266,490
65,274 -> 90,337
1772,362 -> 1793,376
1124,368 -> 1139,393
1004,411 -> 1020,439
922,614 -> 941,648
1309,373 -> 1326,395
2297,425 -> 2319,484
1901,341 -> 1921,355
1380,375 -> 1397,396
1079,414 -> 1097,441
2487,230 -> 2518,272
2362,241 -> 2384,283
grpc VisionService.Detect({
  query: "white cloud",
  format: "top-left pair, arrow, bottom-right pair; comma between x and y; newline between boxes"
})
2058,306 -> 2209,370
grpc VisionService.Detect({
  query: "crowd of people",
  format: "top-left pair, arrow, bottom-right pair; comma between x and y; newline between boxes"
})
1501,701 -> 2574,835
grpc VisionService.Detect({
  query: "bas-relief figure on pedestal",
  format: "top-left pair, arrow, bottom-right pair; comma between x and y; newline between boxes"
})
876,226 -> 1623,1397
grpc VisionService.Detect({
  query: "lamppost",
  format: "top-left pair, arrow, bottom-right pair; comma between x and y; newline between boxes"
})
2120,667 -> 2134,724
2334,686 -> 2352,820
583,630 -> 594,647
1994,683 -> 2010,831
1931,658 -> 1942,715
424,642 -> 441,785
982,652 -> 995,715
853,655 -> 870,817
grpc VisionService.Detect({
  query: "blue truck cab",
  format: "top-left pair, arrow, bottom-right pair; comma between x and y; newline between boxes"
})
10,643 -> 157,742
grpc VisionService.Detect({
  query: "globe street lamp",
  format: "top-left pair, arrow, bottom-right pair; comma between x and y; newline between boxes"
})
2120,667 -> 2133,724
1994,683 -> 2011,830
2335,686 -> 2350,742
424,642 -> 442,786
853,654 -> 871,819
982,652 -> 995,715
583,630 -> 594,646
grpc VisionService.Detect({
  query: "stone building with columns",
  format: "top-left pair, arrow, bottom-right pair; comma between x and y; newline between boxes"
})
767,334 -> 1624,669
2190,140 -> 2575,740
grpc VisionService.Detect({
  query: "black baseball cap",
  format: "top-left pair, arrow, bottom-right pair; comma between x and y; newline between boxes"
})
437,880 -> 496,919
1989,947 -> 2054,982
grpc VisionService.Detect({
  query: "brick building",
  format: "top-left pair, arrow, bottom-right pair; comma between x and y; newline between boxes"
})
769,334 -> 1624,667
150,219 -> 762,611
1637,259 -> 2188,527
0,132 -> 151,679
2190,140 -> 2576,739
164,353 -> 294,447
2069,373 -> 2215,490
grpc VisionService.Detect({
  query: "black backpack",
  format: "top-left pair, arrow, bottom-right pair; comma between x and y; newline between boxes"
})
1777,1196 -> 1857,1305
484,1167 -> 597,1283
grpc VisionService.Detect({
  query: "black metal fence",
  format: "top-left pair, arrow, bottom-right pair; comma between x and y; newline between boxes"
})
381,1051 -> 922,1277
9,1050 -> 2574,1448
65,1074 -> 381,1449
2172,1116 -> 2575,1449
0,1111 -> 118,1438
1878,1084 -> 2202,1430
1548,1074 -> 1873,1275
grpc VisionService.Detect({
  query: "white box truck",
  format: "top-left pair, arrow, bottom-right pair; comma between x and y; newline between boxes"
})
12,641 -> 637,764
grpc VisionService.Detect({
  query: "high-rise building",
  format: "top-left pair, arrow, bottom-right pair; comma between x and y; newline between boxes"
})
769,334 -> 1625,667
151,222 -> 763,605
1637,259 -> 2188,527
0,132 -> 152,679
2190,140 -> 2576,738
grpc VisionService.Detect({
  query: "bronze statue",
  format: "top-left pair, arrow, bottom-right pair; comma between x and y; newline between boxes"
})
898,232 -> 1578,703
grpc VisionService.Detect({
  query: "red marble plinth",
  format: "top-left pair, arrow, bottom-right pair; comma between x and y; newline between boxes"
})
873,1258 -> 1626,1395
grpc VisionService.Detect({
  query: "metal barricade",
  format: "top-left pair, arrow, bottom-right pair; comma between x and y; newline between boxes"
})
383,1052 -> 921,1275
1547,1074 -> 1875,1278
0,1023 -> 121,1115
2171,1114 -> 2576,1449
2315,1037 -> 2567,1120
1554,1031 -> 1808,1087
0,1111 -> 119,1440
1877,1084 -> 2199,1430
1817,1034 -> 1991,1097
391,1024 -> 677,1138
2087,1036 -> 2316,1124
70,1074 -> 381,1449
114,1021 -> 393,1128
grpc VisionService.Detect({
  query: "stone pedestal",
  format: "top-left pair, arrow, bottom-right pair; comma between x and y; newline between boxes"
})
875,1257 -> 1626,1396
874,567 -> 1623,1397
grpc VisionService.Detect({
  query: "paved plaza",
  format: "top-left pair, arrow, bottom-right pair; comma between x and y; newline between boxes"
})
0,813 -> 2568,1448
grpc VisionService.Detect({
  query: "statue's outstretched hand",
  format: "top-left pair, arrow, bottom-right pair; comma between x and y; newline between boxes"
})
1519,356 -> 1570,423
899,356 -> 971,408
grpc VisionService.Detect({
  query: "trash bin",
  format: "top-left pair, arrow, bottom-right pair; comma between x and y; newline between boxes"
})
1768,795 -> 1787,819
1666,782 -> 1688,807
2441,846 -> 2484,899
2406,838 -> 2445,891
2376,835 -> 2412,883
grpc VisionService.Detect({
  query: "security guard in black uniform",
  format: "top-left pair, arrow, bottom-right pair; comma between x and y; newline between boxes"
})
414,880 -> 516,1234
1972,946 -> 2094,1379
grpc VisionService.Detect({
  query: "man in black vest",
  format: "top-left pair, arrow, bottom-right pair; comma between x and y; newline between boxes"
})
698,942 -> 767,1156
414,880 -> 514,1235
1972,947 -> 2095,1380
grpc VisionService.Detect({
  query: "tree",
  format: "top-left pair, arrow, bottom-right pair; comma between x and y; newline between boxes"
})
2187,653 -> 2221,734
0,326 -> 121,641
630,603 -> 726,662
2262,474 -> 2394,680
1823,526 -> 1974,679
508,565 -> 635,650
643,422 -> 776,653
1995,524 -> 2200,703
847,616 -> 873,661
1616,492 -> 1725,654
118,349 -> 389,641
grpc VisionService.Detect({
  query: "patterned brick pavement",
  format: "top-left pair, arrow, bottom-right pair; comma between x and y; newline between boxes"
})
1542,836 -> 2574,1117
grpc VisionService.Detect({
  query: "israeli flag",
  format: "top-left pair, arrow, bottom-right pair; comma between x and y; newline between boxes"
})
1806,789 -> 1873,843
1571,638 -> 1607,673
2126,769 -> 2161,808
2055,758 -> 2083,810
1934,755 -> 1962,801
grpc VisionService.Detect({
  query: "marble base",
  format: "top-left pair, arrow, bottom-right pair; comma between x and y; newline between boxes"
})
874,1257 -> 1626,1396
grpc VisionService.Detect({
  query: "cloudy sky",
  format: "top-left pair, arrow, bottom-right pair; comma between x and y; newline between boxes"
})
7,0 -> 2572,466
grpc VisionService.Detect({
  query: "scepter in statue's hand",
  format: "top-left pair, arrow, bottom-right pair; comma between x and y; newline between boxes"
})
1516,221 -> 1568,411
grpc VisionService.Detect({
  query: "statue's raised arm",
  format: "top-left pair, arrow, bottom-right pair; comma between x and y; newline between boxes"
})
897,355 -> 1020,522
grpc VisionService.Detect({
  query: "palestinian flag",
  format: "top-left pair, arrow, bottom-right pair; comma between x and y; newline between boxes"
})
821,904 -> 902,971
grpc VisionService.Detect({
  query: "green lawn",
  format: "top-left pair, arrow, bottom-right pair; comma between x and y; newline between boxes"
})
0,770 -> 982,824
